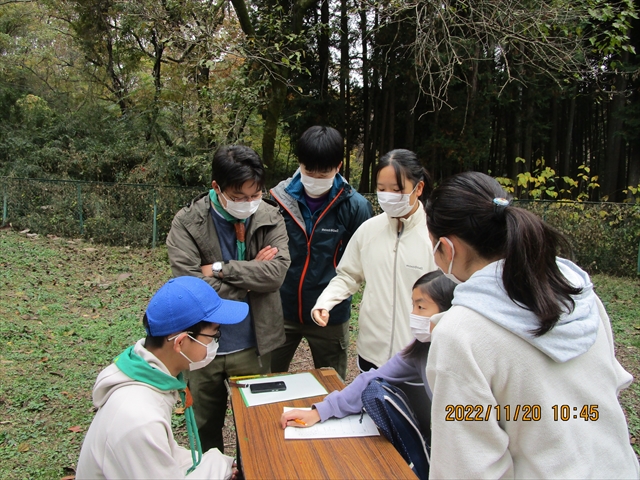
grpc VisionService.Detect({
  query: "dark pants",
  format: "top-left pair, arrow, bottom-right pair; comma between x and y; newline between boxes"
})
186,347 -> 271,453
270,320 -> 350,380
358,355 -> 432,440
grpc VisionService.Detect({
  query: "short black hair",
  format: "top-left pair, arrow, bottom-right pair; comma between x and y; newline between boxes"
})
142,313 -> 211,349
296,126 -> 343,172
211,145 -> 265,191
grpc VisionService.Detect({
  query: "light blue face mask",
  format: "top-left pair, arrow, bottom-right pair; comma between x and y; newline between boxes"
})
432,237 -> 463,285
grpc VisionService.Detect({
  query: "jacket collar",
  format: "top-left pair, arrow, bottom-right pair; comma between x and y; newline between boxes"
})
271,170 -> 350,221
384,200 -> 427,232
190,192 -> 278,230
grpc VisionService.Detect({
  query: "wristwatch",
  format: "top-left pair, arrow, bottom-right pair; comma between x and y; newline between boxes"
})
212,261 -> 223,278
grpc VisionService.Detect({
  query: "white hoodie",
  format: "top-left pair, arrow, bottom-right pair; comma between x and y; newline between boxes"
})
427,259 -> 639,479
76,339 -> 234,479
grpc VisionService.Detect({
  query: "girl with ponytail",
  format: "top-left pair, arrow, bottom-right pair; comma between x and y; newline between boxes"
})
425,171 -> 638,478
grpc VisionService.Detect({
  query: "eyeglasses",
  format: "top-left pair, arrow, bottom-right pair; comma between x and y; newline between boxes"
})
197,330 -> 222,343
223,191 -> 264,203
167,330 -> 221,343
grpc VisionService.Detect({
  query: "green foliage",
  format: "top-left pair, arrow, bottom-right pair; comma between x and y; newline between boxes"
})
586,0 -> 638,56
497,158 -> 600,201
518,201 -> 640,277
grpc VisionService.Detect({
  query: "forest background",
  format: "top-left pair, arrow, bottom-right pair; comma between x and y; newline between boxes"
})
1,0 -> 640,203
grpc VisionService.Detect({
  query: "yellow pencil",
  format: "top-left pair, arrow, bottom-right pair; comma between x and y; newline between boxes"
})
294,419 -> 307,426
230,374 -> 262,381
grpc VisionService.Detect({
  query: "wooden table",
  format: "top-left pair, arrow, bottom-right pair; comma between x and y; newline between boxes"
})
230,368 -> 417,479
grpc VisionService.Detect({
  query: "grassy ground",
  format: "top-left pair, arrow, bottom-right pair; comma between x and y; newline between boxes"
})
0,229 -> 638,478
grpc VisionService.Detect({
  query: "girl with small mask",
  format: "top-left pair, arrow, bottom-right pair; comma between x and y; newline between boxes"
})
311,149 -> 437,423
281,271 -> 455,436
426,172 -> 639,478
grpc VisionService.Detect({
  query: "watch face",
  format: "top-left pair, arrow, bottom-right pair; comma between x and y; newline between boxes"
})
213,262 -> 222,271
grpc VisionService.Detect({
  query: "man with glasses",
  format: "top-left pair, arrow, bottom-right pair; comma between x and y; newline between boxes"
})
166,145 -> 290,453
76,276 -> 246,479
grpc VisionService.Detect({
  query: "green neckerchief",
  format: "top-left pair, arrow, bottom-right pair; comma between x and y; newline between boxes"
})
209,189 -> 246,260
114,345 -> 202,474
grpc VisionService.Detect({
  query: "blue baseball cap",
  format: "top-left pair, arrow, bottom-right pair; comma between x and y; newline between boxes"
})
145,276 -> 248,337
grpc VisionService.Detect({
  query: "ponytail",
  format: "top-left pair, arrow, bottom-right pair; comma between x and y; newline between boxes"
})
503,208 -> 581,335
426,172 -> 581,336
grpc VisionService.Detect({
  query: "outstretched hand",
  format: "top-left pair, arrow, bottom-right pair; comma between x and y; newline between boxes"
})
280,408 -> 321,429
311,309 -> 330,327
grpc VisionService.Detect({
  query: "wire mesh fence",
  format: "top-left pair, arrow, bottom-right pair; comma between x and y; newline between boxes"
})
2,177 -> 639,276
1,177 -> 202,248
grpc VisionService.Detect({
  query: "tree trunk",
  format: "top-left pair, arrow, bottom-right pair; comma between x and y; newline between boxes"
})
549,91 -> 558,170
405,80 -> 417,150
560,92 -> 576,179
358,5 -> 372,193
340,0 -> 349,180
319,0 -> 330,98
262,71 -> 288,168
507,85 -> 522,182
603,52 -> 629,201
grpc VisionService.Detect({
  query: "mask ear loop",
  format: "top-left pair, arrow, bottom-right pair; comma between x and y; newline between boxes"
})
441,237 -> 456,274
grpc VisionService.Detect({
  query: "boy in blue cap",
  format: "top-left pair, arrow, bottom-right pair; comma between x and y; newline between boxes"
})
76,276 -> 246,479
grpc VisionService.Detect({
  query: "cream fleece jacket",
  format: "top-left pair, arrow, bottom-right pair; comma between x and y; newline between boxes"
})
313,203 -> 437,367
76,340 -> 234,479
427,262 -> 639,479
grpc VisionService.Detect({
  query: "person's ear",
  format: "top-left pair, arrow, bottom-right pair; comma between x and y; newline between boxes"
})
170,332 -> 189,353
211,180 -> 219,192
414,180 -> 425,198
440,237 -> 455,263
336,162 -> 343,173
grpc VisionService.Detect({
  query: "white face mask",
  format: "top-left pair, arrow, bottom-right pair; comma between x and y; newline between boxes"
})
432,237 -> 463,284
221,192 -> 261,220
300,172 -> 334,196
171,334 -> 219,371
410,313 -> 431,343
376,185 -> 417,217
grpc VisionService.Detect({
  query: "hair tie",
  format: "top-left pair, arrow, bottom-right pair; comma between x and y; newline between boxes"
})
492,197 -> 511,219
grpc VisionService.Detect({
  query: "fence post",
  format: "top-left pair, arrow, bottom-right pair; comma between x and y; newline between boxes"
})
152,189 -> 158,249
2,182 -> 7,227
637,240 -> 640,276
77,183 -> 84,235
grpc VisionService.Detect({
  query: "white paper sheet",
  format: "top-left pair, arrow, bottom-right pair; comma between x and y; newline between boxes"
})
283,407 -> 380,439
237,372 -> 328,407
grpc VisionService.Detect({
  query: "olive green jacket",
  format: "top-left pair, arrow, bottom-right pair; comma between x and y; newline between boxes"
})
166,193 -> 290,356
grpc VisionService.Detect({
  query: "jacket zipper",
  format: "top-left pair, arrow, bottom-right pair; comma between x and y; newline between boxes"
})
297,188 -> 345,323
388,221 -> 404,361
272,187 -> 345,323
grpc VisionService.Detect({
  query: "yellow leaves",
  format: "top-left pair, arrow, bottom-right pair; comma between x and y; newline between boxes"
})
18,443 -> 30,452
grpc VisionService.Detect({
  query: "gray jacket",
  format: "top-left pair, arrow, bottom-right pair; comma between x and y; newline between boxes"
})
166,192 -> 290,355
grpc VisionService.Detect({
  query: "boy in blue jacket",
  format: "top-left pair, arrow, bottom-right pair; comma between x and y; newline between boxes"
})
270,126 -> 373,379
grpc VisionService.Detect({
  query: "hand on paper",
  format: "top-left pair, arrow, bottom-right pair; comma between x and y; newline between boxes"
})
311,309 -> 330,327
280,408 -> 321,429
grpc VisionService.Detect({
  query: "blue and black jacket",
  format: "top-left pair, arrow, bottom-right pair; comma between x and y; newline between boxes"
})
270,171 -> 373,325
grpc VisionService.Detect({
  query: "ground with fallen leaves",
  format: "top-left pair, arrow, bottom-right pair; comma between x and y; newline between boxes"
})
0,229 -> 637,479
